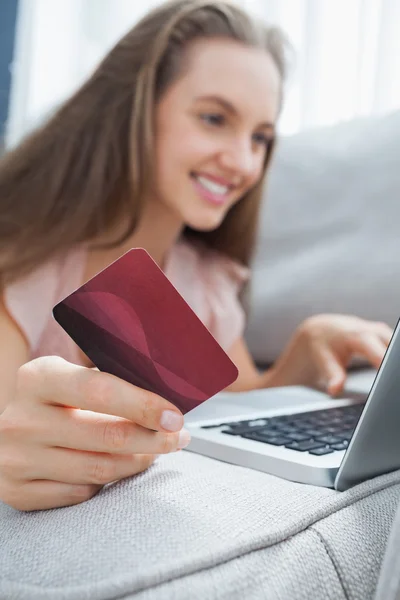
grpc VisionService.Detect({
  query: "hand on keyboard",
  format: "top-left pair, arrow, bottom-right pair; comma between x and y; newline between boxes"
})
266,314 -> 392,397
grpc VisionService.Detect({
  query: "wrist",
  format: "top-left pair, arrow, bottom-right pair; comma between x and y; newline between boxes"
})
258,359 -> 317,390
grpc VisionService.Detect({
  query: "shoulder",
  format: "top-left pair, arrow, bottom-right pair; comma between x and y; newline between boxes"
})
2,247 -> 86,353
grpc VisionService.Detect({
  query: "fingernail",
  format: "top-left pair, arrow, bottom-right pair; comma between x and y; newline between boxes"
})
178,428 -> 191,449
328,378 -> 342,395
160,410 -> 183,432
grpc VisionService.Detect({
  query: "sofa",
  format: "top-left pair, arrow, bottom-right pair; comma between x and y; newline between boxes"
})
246,109 -> 400,365
1,110 -> 400,600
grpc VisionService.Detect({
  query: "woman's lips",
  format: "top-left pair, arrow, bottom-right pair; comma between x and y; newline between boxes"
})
190,173 -> 231,206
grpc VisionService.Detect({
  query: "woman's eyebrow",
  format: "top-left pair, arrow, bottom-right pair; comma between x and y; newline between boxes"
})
194,94 -> 275,130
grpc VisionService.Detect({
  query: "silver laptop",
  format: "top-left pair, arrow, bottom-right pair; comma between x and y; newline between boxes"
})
185,320 -> 400,491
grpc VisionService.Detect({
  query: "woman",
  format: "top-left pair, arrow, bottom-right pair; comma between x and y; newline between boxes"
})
0,0 -> 391,511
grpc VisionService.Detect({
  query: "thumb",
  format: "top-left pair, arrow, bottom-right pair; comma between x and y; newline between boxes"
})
316,345 -> 346,397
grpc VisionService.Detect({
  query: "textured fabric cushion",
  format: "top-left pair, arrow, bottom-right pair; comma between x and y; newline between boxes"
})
1,449 -> 399,600
375,498 -> 400,600
245,110 -> 400,365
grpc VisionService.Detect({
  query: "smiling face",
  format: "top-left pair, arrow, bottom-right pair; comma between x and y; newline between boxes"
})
151,37 -> 281,232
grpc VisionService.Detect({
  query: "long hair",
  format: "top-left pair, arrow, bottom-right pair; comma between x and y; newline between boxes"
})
0,0 -> 289,287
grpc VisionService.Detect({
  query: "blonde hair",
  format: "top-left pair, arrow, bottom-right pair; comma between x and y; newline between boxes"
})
0,0 -> 289,286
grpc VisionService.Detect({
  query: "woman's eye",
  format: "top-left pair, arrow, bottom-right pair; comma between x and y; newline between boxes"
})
200,113 -> 225,126
253,132 -> 271,147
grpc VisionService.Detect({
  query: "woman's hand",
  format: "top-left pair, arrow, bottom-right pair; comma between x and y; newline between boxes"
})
0,356 -> 190,512
267,314 -> 393,396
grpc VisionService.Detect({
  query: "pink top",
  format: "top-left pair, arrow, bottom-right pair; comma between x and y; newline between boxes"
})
3,237 -> 249,365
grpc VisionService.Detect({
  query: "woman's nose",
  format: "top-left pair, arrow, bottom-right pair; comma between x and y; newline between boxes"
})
219,139 -> 258,181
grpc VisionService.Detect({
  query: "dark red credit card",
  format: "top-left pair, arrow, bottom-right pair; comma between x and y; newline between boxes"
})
52,248 -> 238,414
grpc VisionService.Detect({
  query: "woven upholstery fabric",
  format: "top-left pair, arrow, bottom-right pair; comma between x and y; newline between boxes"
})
375,498 -> 400,600
1,450 -> 399,600
132,530 -> 345,600
312,485 -> 400,600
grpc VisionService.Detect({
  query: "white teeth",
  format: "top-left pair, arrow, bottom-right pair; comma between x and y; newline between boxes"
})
196,175 -> 229,195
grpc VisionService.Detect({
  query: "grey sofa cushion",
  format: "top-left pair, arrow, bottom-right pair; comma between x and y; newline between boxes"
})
1,450 -> 399,600
312,486 -> 400,600
246,110 -> 400,365
375,496 -> 400,600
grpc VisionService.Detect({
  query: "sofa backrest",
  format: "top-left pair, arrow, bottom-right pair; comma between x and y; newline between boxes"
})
245,110 -> 400,366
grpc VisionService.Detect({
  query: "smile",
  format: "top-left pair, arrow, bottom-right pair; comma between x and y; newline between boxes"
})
194,174 -> 229,195
191,173 -> 233,206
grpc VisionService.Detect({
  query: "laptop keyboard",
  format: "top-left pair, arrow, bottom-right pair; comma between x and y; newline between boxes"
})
201,403 -> 364,456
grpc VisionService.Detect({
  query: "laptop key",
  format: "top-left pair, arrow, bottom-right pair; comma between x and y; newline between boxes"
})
278,426 -> 301,435
292,420 -> 316,430
284,440 -> 326,452
219,424 -> 266,435
220,420 -> 265,429
330,441 -> 349,451
302,428 -> 326,438
337,431 -> 354,441
255,427 -> 282,437
246,419 -> 270,427
342,423 -> 357,430
285,432 -> 313,442
309,447 -> 335,456
323,426 -> 343,434
220,428 -> 258,436
201,420 -> 247,430
241,432 -> 292,446
315,435 -> 343,445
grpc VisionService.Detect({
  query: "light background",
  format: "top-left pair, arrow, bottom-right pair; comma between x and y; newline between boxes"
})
6,0 -> 400,146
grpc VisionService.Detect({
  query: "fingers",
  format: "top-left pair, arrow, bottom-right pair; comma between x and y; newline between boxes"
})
2,357 -> 186,512
1,453 -> 156,511
7,447 -> 158,486
373,321 -> 394,346
313,345 -> 346,397
17,356 -> 185,433
349,332 -> 388,369
1,480 -> 103,512
314,322 -> 391,396
23,406 -> 190,455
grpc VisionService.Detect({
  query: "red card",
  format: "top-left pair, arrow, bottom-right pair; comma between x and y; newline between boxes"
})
53,248 -> 238,414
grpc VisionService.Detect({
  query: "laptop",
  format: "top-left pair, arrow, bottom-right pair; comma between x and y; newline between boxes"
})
185,319 -> 400,491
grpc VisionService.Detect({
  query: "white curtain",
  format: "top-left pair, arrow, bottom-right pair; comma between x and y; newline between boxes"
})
6,0 -> 400,147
